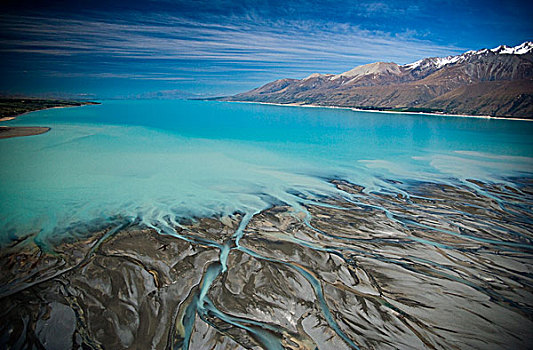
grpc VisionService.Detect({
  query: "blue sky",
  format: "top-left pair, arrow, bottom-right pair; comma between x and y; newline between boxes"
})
0,0 -> 532,98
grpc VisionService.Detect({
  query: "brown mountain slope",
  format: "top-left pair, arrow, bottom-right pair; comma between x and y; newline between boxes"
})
220,42 -> 533,119
422,80 -> 533,117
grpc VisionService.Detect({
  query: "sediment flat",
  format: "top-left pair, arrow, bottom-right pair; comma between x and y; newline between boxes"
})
1,178 -> 532,349
0,126 -> 51,139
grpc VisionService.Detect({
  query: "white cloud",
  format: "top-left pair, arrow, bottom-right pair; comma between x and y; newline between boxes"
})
0,12 -> 465,82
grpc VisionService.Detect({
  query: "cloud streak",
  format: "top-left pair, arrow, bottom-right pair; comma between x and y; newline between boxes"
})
0,13 -> 464,73
1,0 -> 531,96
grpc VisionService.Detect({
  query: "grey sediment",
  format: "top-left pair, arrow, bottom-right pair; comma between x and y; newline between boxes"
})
1,178 -> 532,349
0,126 -> 51,139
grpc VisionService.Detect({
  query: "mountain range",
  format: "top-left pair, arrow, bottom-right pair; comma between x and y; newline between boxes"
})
219,42 -> 533,119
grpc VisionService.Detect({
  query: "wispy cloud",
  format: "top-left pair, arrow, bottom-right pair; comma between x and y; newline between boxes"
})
41,71 -> 192,81
0,10 -> 466,95
0,13 -> 463,64
1,0 -> 531,97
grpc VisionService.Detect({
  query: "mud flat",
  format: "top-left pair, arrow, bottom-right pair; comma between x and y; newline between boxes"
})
0,126 -> 51,139
1,179 -> 532,349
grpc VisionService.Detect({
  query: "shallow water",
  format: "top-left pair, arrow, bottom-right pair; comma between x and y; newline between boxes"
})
1,100 -> 532,349
1,100 -> 532,246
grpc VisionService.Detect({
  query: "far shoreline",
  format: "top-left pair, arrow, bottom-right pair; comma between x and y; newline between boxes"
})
0,99 -> 100,139
223,100 -> 533,122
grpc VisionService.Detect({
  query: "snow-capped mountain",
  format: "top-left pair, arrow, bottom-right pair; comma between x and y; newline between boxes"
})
403,41 -> 533,72
489,41 -> 533,55
220,42 -> 533,118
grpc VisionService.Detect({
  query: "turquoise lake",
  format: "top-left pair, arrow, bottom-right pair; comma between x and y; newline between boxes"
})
1,100 -> 532,246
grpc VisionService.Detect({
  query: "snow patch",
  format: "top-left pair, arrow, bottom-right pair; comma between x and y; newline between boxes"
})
403,41 -> 532,71
506,41 -> 533,54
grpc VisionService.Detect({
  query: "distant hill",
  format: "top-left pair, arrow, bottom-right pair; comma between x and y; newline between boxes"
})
219,42 -> 533,119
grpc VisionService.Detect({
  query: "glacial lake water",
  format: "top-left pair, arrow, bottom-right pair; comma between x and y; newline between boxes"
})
1,99 -> 532,246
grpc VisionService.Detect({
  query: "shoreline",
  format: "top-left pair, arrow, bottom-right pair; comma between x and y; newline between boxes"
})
226,100 -> 533,121
0,100 -> 100,139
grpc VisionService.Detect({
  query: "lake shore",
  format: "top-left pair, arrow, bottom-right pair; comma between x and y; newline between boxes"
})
0,99 -> 100,139
227,100 -> 533,121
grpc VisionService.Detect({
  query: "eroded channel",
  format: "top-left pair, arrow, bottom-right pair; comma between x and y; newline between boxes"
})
1,178 -> 532,349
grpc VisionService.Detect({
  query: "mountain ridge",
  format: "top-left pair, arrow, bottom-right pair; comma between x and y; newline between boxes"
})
219,42 -> 533,119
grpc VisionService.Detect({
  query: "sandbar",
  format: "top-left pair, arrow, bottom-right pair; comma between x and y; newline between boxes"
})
0,126 -> 51,139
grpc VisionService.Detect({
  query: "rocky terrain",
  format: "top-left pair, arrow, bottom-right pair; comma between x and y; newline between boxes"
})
1,178 -> 532,349
220,42 -> 533,119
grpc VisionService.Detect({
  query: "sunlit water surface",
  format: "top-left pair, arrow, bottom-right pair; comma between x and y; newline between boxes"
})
1,100 -> 532,246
